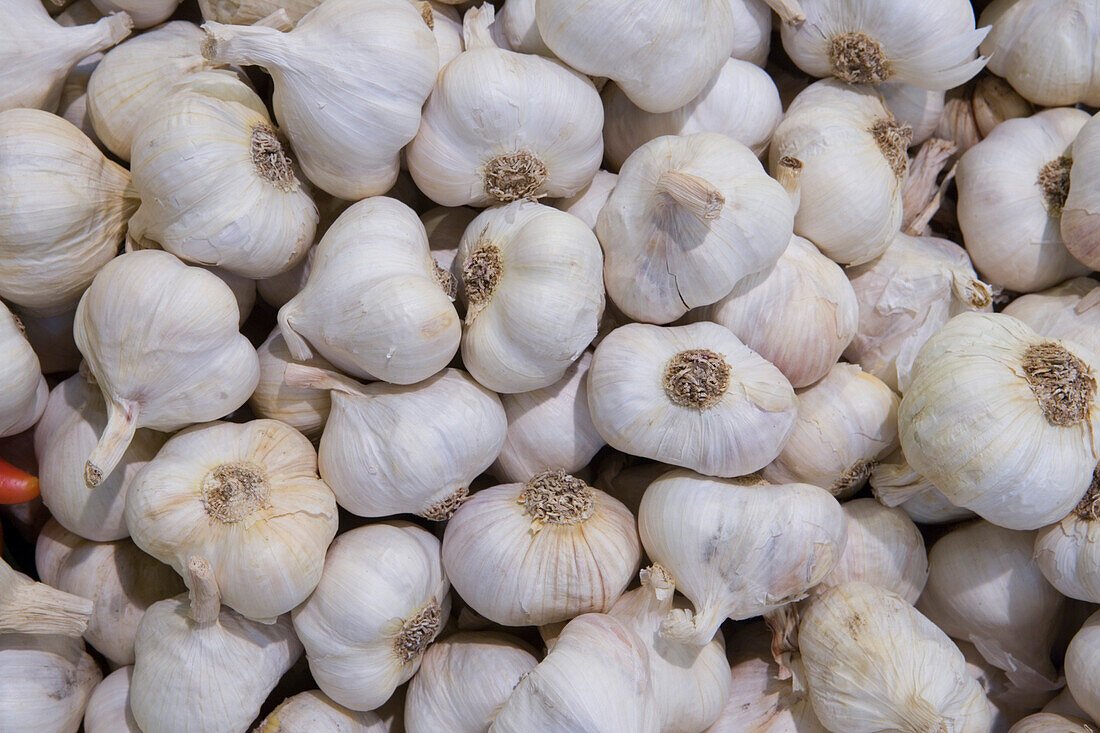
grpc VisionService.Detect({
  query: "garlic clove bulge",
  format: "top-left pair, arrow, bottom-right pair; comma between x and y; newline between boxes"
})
248,327 -> 333,441
89,0 -> 178,28
550,169 -> 617,230
0,634 -> 102,733
257,689 -> 400,732
870,448 -> 976,525
1004,277 -> 1100,358
84,666 -> 140,733
1009,714 -> 1098,733
728,0 -> 772,66
1064,609 -> 1100,725
493,0 -> 550,56
1035,466 -> 1100,604
0,301 -> 48,439
934,75 -> 1035,157
417,0 -> 463,68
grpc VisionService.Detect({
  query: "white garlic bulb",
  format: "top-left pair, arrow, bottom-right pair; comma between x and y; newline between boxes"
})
588,322 -> 798,478
202,0 -> 439,199
551,170 -> 617,230
284,365 -> 505,519
84,666 -> 140,733
198,0 -> 319,24
728,0 -> 772,66
248,328 -> 333,441
490,613 -> 662,732
899,312 -> 1100,530
763,363 -> 899,498
0,108 -> 138,317
957,107 -> 1090,292
957,640 -> 1057,733
90,0 -> 177,27
0,301 -> 47,439
492,0 -> 549,56
0,634 -> 102,733
0,0 -> 131,112
15,307 -> 81,375
35,519 -> 185,666
257,690 -> 399,732
881,82 -> 947,146
126,419 -> 338,622
845,231 -> 993,392
1009,714 -> 1097,733
419,1 -> 464,68
292,521 -> 450,711
870,448 -> 975,525
278,196 -> 460,384
455,200 -> 604,393
1004,278 -> 1100,357
598,133 -> 794,324
75,250 -> 260,487
1035,469 -> 1100,604
639,469 -> 846,646
1064,609 -> 1100,724
800,581 -> 993,733
405,631 -> 538,733
770,79 -> 911,265
1062,112 -> 1100,269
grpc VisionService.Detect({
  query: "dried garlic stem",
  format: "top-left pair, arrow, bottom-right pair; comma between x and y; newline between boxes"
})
518,469 -> 594,525
871,119 -> 914,180
657,171 -> 725,221
187,555 -> 222,625
663,349 -> 731,409
423,485 -> 469,521
1038,156 -> 1072,216
0,560 -> 92,637
483,152 -> 548,203
394,601 -> 442,663
84,397 -> 139,488
283,363 -> 368,397
776,156 -> 803,210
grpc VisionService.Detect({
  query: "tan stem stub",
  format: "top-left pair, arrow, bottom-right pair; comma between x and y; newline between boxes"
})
657,170 -> 725,221
484,151 -> 548,202
871,119 -> 914,180
1075,465 -> 1100,521
423,485 -> 469,520
1023,342 -> 1097,427
201,462 -> 271,523
432,259 -> 458,301
462,242 -> 503,321
1038,156 -> 1072,216
518,469 -> 595,525
251,123 -> 299,193
663,349 -> 731,410
414,0 -> 434,29
187,555 -> 221,625
394,601 -> 442,663
829,31 -> 891,84
830,460 -> 877,497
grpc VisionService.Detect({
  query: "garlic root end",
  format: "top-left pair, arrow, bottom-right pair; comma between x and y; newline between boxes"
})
0,561 -> 92,637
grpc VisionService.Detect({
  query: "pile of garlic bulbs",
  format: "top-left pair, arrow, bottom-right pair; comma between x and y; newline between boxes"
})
7,0 -> 1100,730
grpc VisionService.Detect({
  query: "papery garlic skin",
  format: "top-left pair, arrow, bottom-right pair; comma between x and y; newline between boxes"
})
1062,112 -> 1100,270
90,0 -> 178,27
1064,610 -> 1100,724
899,312 -> 1100,530
420,1 -> 464,68
0,634 -> 102,733
881,82 -> 947,145
248,328 -> 332,441
588,322 -> 798,478
551,170 -> 617,230
1005,277 -> 1100,357
639,469 -> 847,646
0,301 -> 47,439
598,133 -> 794,324
870,448 -> 975,525
934,76 -> 1034,156
292,521 -> 450,712
957,107 -> 1090,292
1035,467 -> 1100,604
957,641 -> 1057,733
84,666 -> 140,733
1009,713 -> 1097,733
198,0 -> 319,24
257,690 -> 396,732
405,632 -> 538,733
202,0 -> 438,200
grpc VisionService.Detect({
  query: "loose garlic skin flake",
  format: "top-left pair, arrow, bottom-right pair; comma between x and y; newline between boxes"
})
588,322 -> 797,478
0,301 -> 47,439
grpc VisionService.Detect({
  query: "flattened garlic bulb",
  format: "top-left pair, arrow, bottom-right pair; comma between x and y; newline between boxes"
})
870,448 -> 975,525
292,521 -> 450,712
551,170 -> 617,230
0,109 -> 138,317
257,690 -> 396,732
1036,467 -> 1100,604
1004,277 -> 1100,357
800,582 -> 993,733
279,196 -> 460,384
202,0 -> 439,199
899,312 -> 1100,530
405,632 -> 538,733
75,250 -> 260,488
597,133 -> 794,324
455,201 -> 604,393
0,634 -> 101,733
1064,609 -> 1100,724
84,666 -> 140,733
125,419 -> 338,622
0,301 -> 47,439
248,328 -> 333,441
588,322 -> 798,478
638,469 -> 846,646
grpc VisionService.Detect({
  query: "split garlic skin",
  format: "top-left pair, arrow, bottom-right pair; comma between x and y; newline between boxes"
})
1005,277 -> 1100,358
0,634 -> 102,733
84,666 -> 140,733
0,301 -> 47,439
258,689 -> 399,732
1065,610 -> 1100,725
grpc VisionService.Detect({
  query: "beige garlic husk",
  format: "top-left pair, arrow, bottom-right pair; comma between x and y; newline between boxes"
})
35,519 -> 185,666
1035,466 -> 1100,604
957,107 -> 1091,292
284,365 -> 506,519
589,322 -> 798,477
917,521 -> 1064,694
279,196 -> 460,384
598,133 -> 795,324
408,6 -> 603,207
15,307 -> 81,374
198,0 -> 319,24
693,235 -> 857,389
0,556 -> 92,637
0,634 -> 101,733
1064,609 -> 1100,724
491,613 -> 662,732
0,0 -> 130,112
770,78 -> 911,265
639,469 -> 847,647
292,521 -> 451,711
933,75 -> 1034,156
130,559 -> 302,733
75,250 -> 260,487
84,666 -> 140,733
880,82 -> 946,146
248,328 -> 333,441
1010,714 -> 1097,733
0,301 -> 47,439
125,419 -> 338,622
455,200 -> 604,393
0,108 -> 138,316
603,58 -> 782,170
202,0 -> 438,199
1004,278 -> 1100,357
551,170 -> 617,230
845,231 -> 993,392
418,1 -> 464,68
404,631 -> 539,733
870,448 -> 976,525
1062,112 -> 1100,270
899,312 -> 1100,530
257,689 -> 401,732
422,206 -> 478,277
491,0 -> 550,55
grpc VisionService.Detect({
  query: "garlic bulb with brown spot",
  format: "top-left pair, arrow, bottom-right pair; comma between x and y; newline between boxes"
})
0,634 -> 102,733
1004,277 -> 1100,357
84,666 -> 140,733
1035,466 -> 1100,604
256,690 -> 398,732
0,301 -> 47,439
870,448 -> 975,525
248,328 -> 333,441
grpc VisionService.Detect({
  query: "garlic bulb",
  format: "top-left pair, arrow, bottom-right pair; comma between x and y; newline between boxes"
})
957,107 -> 1090,292
15,307 -> 81,375
455,200 -> 604,393
407,6 -> 603,207
0,108 -> 138,316
0,0 -> 131,112
551,170 -> 617,230
0,302 -> 47,439
75,250 -> 260,487
419,1 -> 464,69
0,557 -> 93,637
126,419 -> 338,622
292,521 -> 450,711
588,322 -> 798,478
934,75 -> 1034,157
602,59 -> 783,170
638,469 -> 846,646
1010,714 -> 1097,733
609,565 -> 732,733
695,235 -> 858,389
800,582 -> 993,733
84,666 -> 140,733
917,521 -> 1063,693
1062,112 -> 1100,269
205,265 -> 256,327
899,312 -> 1100,530
845,231 -> 993,392
405,631 -> 539,733
257,690 -> 399,732
35,519 -> 185,666
442,469 -> 639,626
770,79 -> 910,265
958,640 -> 1056,733
0,634 -> 101,733
57,49 -> 99,144
284,365 -> 505,519
202,0 -> 439,199
1035,467 -> 1100,604
490,613 -> 662,732
248,328 -> 333,441
881,83 -> 947,146
729,0 -> 772,66
492,351 -> 605,483
870,448 -> 975,525
278,196 -> 460,384
198,0 -> 318,24
90,0 -> 177,27
597,133 -> 795,324
493,0 -> 550,56
1064,609 -> 1100,724
1004,278 -> 1100,357
1043,688 -> 1094,721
